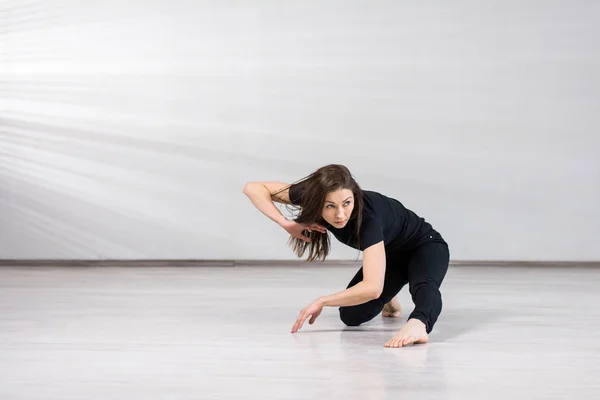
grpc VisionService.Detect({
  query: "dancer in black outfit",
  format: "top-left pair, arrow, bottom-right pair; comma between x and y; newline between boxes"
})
243,164 -> 449,347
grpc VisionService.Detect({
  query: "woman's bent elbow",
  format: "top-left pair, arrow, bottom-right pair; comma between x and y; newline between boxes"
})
369,285 -> 383,300
242,182 -> 255,194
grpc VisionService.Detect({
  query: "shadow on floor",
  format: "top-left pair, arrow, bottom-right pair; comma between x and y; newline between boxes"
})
293,307 -> 511,343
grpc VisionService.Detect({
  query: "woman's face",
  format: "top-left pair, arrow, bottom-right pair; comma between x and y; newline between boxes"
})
321,188 -> 354,228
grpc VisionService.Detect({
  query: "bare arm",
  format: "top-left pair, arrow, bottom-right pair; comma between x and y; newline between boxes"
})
242,181 -> 327,239
242,181 -> 293,227
320,240 -> 387,307
291,240 -> 386,332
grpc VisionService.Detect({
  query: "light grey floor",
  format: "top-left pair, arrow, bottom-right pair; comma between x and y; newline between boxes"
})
1,264 -> 599,400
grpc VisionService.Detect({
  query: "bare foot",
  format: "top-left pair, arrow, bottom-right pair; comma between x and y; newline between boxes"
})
382,296 -> 402,317
384,318 -> 429,348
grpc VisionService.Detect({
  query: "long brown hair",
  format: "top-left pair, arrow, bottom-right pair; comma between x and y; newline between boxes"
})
274,164 -> 364,262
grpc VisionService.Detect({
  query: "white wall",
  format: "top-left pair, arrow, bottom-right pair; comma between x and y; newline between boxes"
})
1,1 -> 598,261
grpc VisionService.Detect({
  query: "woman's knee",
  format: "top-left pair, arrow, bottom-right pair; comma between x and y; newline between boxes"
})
339,306 -> 364,326
339,303 -> 384,326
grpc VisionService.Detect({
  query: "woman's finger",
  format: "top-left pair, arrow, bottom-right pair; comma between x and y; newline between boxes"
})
296,313 -> 308,331
292,316 -> 301,332
292,316 -> 303,333
309,224 -> 326,233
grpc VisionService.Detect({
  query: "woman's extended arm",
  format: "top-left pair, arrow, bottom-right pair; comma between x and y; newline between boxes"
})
291,240 -> 386,332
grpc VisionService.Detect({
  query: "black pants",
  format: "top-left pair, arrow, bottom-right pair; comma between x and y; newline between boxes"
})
339,240 -> 449,333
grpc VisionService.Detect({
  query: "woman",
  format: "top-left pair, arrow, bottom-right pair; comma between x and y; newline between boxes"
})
242,164 -> 449,348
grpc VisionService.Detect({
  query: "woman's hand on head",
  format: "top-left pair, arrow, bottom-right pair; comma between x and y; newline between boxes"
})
280,220 -> 327,242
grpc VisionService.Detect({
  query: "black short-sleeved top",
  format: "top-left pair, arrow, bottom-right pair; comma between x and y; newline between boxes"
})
288,183 -> 443,252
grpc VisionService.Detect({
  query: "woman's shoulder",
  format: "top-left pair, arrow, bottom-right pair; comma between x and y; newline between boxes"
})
361,189 -> 388,199
360,189 -> 387,209
360,189 -> 405,220
362,189 -> 401,206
